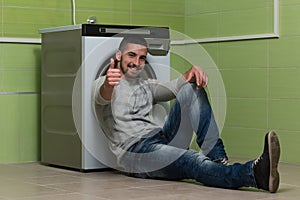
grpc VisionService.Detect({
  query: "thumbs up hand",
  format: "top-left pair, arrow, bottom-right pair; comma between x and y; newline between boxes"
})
104,58 -> 122,87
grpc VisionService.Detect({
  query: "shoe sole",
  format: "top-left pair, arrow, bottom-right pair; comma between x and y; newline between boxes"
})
268,131 -> 280,193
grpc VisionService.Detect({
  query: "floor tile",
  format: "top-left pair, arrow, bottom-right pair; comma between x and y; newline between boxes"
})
0,160 -> 298,200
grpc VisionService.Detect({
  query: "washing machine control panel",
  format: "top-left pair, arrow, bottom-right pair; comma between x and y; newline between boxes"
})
82,24 -> 170,55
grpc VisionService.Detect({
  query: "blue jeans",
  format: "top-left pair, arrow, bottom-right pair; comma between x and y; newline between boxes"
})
123,83 -> 256,189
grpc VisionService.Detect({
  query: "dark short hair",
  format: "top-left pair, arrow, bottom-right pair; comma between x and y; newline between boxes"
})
118,35 -> 148,53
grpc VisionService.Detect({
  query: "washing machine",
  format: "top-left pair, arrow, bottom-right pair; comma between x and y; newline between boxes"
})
40,24 -> 171,171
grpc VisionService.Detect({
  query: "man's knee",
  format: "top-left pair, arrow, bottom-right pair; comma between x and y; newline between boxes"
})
178,83 -> 208,102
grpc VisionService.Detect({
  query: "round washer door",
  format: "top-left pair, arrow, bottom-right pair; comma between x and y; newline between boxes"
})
72,37 -> 168,170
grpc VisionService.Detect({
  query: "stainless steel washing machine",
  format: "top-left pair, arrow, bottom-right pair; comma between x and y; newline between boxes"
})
40,24 -> 171,170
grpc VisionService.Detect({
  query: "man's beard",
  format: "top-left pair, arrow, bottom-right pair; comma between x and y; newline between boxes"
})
119,56 -> 143,78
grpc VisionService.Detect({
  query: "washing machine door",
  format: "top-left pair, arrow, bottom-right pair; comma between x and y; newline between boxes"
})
73,36 -> 170,170
95,53 -> 169,130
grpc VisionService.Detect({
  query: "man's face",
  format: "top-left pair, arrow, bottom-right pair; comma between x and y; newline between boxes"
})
117,43 -> 147,78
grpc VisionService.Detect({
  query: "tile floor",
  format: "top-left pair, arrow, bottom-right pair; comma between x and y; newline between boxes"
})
0,158 -> 299,200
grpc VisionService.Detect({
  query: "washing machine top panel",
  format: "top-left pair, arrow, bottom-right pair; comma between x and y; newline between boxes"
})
39,24 -> 170,56
40,24 -> 169,38
81,24 -> 169,38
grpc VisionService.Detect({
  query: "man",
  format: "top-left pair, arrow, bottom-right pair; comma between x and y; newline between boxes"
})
93,35 -> 280,193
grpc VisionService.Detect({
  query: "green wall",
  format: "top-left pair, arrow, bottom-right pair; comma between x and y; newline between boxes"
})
0,0 -> 299,164
0,0 -> 184,163
186,0 -> 300,163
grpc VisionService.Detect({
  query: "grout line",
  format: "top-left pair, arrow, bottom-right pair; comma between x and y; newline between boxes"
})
1,0 -> 3,38
224,125 -> 300,133
130,0 -> 132,24
129,182 -> 184,189
280,183 -> 300,188
17,94 -> 22,163
227,96 -> 300,101
185,6 -> 276,17
267,38 -> 270,130
0,92 -> 39,95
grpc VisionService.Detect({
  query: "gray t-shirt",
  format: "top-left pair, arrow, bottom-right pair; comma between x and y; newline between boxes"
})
93,75 -> 186,161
